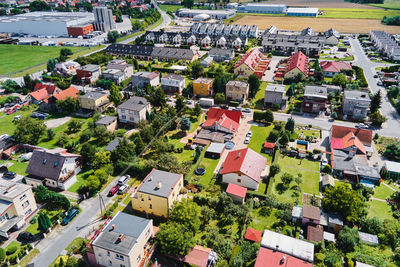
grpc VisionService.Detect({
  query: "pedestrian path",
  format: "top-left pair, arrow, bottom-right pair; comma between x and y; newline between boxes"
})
180,113 -> 204,144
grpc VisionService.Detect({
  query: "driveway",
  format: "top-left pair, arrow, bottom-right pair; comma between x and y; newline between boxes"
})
44,116 -> 71,129
262,56 -> 282,82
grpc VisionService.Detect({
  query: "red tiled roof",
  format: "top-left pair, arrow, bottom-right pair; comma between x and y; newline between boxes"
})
52,86 -> 79,101
226,183 -> 247,198
34,83 -> 58,95
286,51 -> 309,76
245,228 -> 262,243
307,225 -> 324,243
332,131 -> 366,154
255,247 -> 312,267
203,108 -> 241,133
184,245 -> 212,267
220,148 -> 267,183
234,47 -> 263,71
320,61 -> 352,73
30,88 -> 49,101
263,142 -> 275,149
331,125 -> 372,146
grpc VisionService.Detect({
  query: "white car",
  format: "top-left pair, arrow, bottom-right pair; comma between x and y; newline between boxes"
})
355,123 -> 368,129
246,131 -> 252,137
244,136 -> 250,144
321,159 -> 328,166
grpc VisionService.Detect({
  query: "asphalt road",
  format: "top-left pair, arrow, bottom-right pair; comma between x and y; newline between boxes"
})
350,37 -> 400,138
29,2 -> 170,266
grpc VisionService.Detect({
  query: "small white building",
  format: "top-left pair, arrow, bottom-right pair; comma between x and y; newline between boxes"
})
117,96 -> 151,124
161,74 -> 186,94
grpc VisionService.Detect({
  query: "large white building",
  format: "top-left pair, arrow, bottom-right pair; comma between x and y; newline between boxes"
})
177,8 -> 236,19
0,12 -> 94,37
237,3 -> 287,14
93,6 -> 116,32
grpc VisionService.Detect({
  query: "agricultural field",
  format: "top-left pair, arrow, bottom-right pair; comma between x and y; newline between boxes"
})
248,0 -> 380,9
233,16 -> 400,34
368,0 -> 400,9
319,8 -> 400,19
0,45 -> 83,76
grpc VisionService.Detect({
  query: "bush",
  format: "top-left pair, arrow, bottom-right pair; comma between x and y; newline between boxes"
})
30,217 -> 37,224
6,245 -> 18,256
0,248 -> 5,262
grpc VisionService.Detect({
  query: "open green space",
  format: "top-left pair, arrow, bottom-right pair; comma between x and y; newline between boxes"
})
367,199 -> 393,221
270,155 -> 320,203
25,208 -> 64,235
196,157 -> 220,186
252,82 -> 267,109
295,128 -> 320,139
0,106 -> 37,135
368,0 -> 400,9
374,183 -> 396,200
68,168 -> 93,193
247,125 -> 274,162
319,8 -> 399,19
0,45 -> 82,76
248,208 -> 278,232
120,16 -> 163,43
159,4 -> 183,12
0,160 -> 28,176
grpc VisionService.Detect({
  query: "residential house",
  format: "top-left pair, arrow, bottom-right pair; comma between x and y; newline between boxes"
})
240,25 -> 249,37
244,228 -> 262,243
104,137 -> 124,152
184,246 -> 217,267
321,174 -> 335,191
248,25 -> 259,38
231,24 -> 241,35
95,115 -> 117,132
79,91 -> 110,113
102,59 -> 134,85
307,225 -> 324,243
131,71 -> 160,89
255,247 -> 312,267
226,183 -> 247,204
193,78 -> 213,96
343,90 -> 371,120
161,74 -> 186,94
224,24 -> 233,35
200,35 -> 212,48
302,205 -> 320,225
263,142 -> 275,155
324,28 -> 340,46
0,180 -> 37,239
320,61 -> 352,77
199,23 -> 209,34
370,30 -> 400,61
220,147 -> 267,190
381,160 -> 400,181
117,96 -> 151,124
234,47 -> 270,79
76,64 -> 101,84
205,142 -> 225,159
264,83 -> 286,106
201,56 -> 214,67
202,107 -> 242,134
260,229 -> 314,262
131,169 -> 184,217
301,27 -> 315,36
225,80 -> 249,102
28,83 -> 58,105
89,211 -> 154,267
330,125 -> 378,183
303,85 -> 328,113
328,213 -> 343,234
207,23 -> 217,35
29,83 -> 79,112
25,148 -> 81,190
215,24 -> 225,35
209,48 -> 235,62
284,51 -> 309,79
53,61 -> 80,77
216,36 -> 227,48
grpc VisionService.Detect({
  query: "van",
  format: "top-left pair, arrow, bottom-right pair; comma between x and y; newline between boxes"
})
118,185 -> 129,194
61,208 -> 79,225
117,175 -> 130,186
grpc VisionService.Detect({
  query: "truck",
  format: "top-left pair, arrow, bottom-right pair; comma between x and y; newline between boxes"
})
199,98 -> 214,107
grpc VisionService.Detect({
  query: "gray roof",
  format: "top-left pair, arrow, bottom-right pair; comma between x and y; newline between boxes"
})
292,205 -> 302,219
92,211 -> 152,255
206,142 -> 225,154
79,64 -> 100,72
0,199 -> 12,216
209,47 -> 234,57
304,85 -> 328,98
96,115 -> 117,126
80,91 -> 108,101
137,169 -> 182,198
162,74 -> 185,81
0,180 -> 32,201
117,96 -> 149,111
384,160 -> 400,173
226,80 -> 249,88
328,213 -> 343,226
323,231 -> 335,242
358,231 -> 379,245
105,137 -> 123,152
344,90 -> 370,101
321,175 -> 334,187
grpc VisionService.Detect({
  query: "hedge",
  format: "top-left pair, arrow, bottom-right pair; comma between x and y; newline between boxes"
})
353,66 -> 368,87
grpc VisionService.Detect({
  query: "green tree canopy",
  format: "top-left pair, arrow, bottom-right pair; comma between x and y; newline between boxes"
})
332,73 -> 348,87
370,90 -> 382,113
169,199 -> 201,234
337,226 -> 360,252
109,84 -> 122,106
56,97 -> 80,114
156,222 -> 195,257
13,117 -> 46,145
248,74 -> 260,98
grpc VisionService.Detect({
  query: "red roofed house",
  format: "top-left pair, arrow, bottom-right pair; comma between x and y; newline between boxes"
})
255,247 -> 312,267
203,107 -> 242,134
245,228 -> 262,243
221,148 -> 267,190
29,83 -> 58,104
320,61 -> 352,77
263,142 -> 275,155
284,51 -> 309,80
234,47 -> 270,79
226,183 -> 247,204
184,245 -> 215,267
29,83 -> 79,112
330,125 -> 379,183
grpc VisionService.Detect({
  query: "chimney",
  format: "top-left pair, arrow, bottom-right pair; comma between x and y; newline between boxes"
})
112,225 -> 116,230
238,152 -> 241,158
280,256 -> 286,265
118,234 -> 124,242
156,182 -> 162,189
149,176 -> 152,181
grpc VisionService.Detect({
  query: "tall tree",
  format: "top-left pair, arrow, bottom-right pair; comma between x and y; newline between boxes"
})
193,103 -> 202,117
370,90 -> 382,113
109,84 -> 122,106
169,199 -> 201,234
47,59 -> 57,72
38,212 -> 52,233
23,75 -> 35,92
180,116 -> 191,132
13,117 -> 46,145
285,117 -> 295,133
191,61 -> 204,78
56,97 -> 80,114
248,74 -> 260,98
107,31 -> 120,43
156,222 -> 195,257
175,95 -> 186,113
149,88 -> 166,108
80,143 -> 97,164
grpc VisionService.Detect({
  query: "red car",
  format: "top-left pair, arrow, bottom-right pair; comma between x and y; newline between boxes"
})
108,185 -> 120,196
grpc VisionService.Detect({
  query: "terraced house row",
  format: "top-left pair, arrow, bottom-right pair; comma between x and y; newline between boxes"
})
190,22 -> 259,38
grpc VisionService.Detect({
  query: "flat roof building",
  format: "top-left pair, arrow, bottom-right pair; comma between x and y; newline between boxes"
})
286,7 -> 319,17
177,8 -> 236,19
0,11 -> 94,36
238,3 -> 287,14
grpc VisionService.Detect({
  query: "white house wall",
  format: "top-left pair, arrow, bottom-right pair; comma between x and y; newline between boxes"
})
222,173 -> 259,190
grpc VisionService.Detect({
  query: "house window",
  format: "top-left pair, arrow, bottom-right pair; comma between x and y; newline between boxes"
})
22,200 -> 29,208
122,115 -> 126,119
107,251 -> 110,257
149,204 -> 152,209
237,179 -> 241,183
109,261 -> 112,267
121,109 -> 126,113
116,254 -> 124,260
19,194 -> 26,201
145,229 -> 150,237
137,254 -> 142,263
25,209 -> 32,216
148,196 -> 151,200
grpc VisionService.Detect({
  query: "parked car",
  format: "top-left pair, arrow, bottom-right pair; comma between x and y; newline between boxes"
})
321,159 -> 328,166
243,108 -> 251,113
117,175 -> 130,186
246,131 -> 252,137
13,115 -> 21,121
355,123 -> 368,129
30,112 -> 48,120
373,74 -> 378,78
3,171 -> 16,179
118,184 -> 129,194
0,166 -> 7,173
108,185 -> 120,196
221,105 -> 229,109
18,231 -> 34,241
244,136 -> 250,144
233,107 -> 242,112
61,208 -> 79,225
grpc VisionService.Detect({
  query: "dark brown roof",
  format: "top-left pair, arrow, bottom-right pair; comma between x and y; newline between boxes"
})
26,149 -> 79,181
302,205 -> 320,221
307,225 -> 324,242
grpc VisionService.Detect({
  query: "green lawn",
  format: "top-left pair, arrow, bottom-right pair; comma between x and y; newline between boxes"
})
0,45 -> 82,75
189,114 -> 203,133
11,248 -> 39,267
68,168 -> 93,193
248,208 -> 278,231
252,82 -> 268,109
319,7 -> 400,19
26,208 -> 64,235
196,157 -> 220,186
368,0 -> 400,9
159,4 -> 183,12
257,179 -> 268,194
0,106 -> 37,135
270,156 -> 320,203
0,160 -> 28,176
295,129 -> 319,139
374,184 -> 396,200
65,237 -> 86,254
368,200 -> 393,220
247,125 -> 274,163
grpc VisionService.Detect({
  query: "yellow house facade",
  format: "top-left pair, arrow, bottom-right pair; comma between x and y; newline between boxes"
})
193,78 -> 213,96
234,64 -> 254,78
284,67 -> 304,79
131,169 -> 184,217
79,91 -> 110,113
